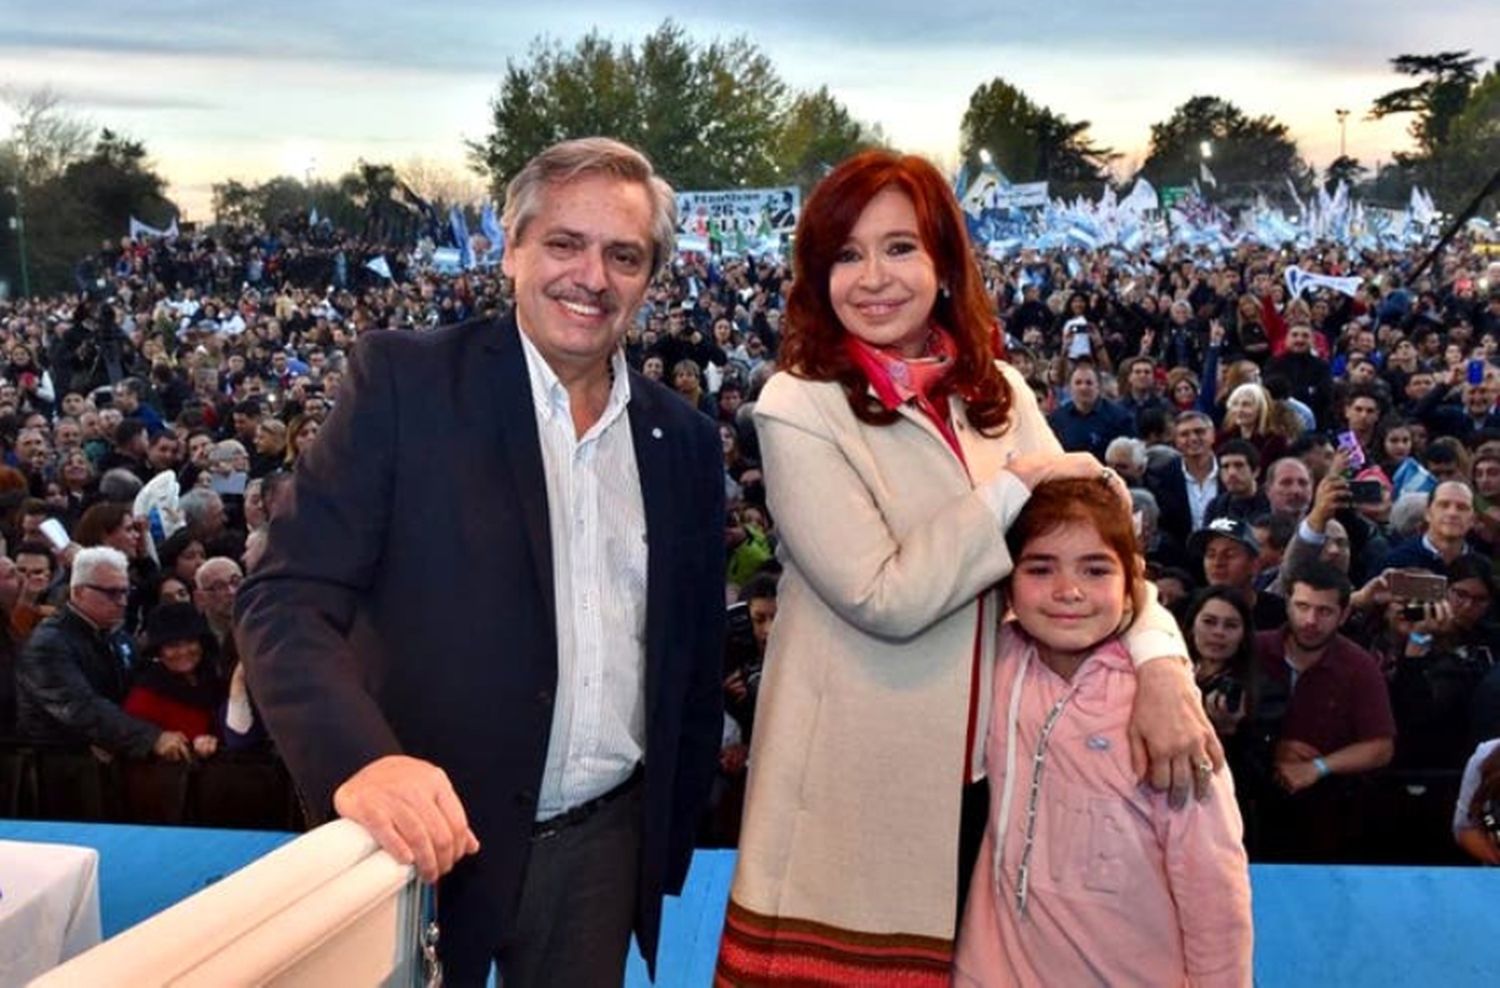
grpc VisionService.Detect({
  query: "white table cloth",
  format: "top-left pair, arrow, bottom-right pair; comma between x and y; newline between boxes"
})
0,839 -> 102,986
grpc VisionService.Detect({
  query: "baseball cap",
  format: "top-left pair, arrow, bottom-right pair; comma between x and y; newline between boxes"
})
1187,516 -> 1261,558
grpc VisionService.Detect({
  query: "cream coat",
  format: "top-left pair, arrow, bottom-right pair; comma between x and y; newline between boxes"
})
728,363 -> 1186,946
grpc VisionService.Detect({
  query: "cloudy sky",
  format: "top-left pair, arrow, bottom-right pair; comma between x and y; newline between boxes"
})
2,1 -> 1495,217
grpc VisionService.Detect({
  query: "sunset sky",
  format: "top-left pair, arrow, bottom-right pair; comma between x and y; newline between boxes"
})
3,1 -> 1495,218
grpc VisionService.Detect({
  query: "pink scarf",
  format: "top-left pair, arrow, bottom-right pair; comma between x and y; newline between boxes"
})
844,326 -> 967,464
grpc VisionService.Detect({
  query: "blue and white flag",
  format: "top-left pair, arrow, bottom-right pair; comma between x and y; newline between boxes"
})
1199,162 -> 1218,189
1284,265 -> 1363,299
365,255 -> 393,280
479,202 -> 505,261
449,206 -> 474,270
310,207 -> 321,227
129,216 -> 179,240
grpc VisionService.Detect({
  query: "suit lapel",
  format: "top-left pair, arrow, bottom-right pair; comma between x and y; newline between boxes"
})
627,375 -> 676,729
487,316 -> 557,629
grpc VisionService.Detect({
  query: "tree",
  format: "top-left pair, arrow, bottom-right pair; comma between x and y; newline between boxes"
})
1434,66 -> 1500,216
17,126 -> 177,293
775,87 -> 884,193
1142,96 -> 1311,198
958,78 -> 1113,196
468,20 -> 870,196
1324,155 -> 1366,192
1369,51 -> 1485,158
0,85 -> 94,187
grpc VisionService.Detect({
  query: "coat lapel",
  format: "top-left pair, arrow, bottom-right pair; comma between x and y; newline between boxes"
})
626,374 -> 676,729
485,316 -> 557,628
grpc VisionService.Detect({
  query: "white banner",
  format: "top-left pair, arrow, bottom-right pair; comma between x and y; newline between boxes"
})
676,187 -> 800,238
967,180 -> 1050,213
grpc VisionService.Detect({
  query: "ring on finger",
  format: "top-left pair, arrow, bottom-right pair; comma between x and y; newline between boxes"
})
1193,758 -> 1214,777
1099,467 -> 1116,484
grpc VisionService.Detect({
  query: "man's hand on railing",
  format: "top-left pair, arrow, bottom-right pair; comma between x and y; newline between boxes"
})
333,755 -> 480,883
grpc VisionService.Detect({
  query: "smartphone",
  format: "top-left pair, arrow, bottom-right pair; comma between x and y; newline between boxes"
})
1336,430 -> 1366,474
1389,571 -> 1448,603
39,517 -> 71,552
1469,359 -> 1486,386
1349,480 -> 1385,503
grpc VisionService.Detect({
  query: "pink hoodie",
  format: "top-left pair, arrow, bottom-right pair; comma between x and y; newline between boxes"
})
955,626 -> 1253,987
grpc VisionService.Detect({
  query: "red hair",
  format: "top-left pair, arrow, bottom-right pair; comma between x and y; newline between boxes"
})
781,150 -> 1013,433
1005,478 -> 1142,606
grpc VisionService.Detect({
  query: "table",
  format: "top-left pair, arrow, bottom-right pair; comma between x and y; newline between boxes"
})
0,839 -> 102,985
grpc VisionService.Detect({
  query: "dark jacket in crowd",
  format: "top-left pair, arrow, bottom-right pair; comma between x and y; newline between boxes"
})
1047,398 -> 1134,459
1265,351 -> 1334,426
15,606 -> 157,755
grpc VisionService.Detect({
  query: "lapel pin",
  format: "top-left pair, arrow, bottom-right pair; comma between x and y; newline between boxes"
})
652,427 -> 663,439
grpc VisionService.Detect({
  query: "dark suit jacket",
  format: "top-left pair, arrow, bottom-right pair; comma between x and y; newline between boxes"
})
235,314 -> 726,977
1146,459 -> 1196,546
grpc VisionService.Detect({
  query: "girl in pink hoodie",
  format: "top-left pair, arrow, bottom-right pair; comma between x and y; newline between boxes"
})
955,477 -> 1253,987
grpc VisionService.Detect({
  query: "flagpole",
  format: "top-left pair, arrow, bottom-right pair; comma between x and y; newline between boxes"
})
8,182 -> 30,298
1408,163 -> 1500,284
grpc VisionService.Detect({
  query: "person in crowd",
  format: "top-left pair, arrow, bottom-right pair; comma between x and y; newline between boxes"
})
15,546 -> 189,760
1189,516 -> 1287,631
237,137 -> 727,986
1340,385 -> 1385,454
0,556 -> 20,735
1047,361 -> 1134,459
1414,366 -> 1500,442
1265,324 -> 1334,425
1220,383 -> 1295,468
157,529 -> 207,588
1204,439 -> 1269,526
1104,436 -> 1149,487
123,602 -> 224,759
718,150 -> 1216,984
1383,555 -> 1500,771
1146,410 -> 1219,545
1185,586 -> 1260,744
1453,738 -> 1500,865
284,413 -> 321,467
1264,457 -> 1315,518
1117,355 -> 1168,421
1378,480 -> 1477,575
1254,562 -> 1397,860
954,478 -> 1252,987
11,538 -> 61,640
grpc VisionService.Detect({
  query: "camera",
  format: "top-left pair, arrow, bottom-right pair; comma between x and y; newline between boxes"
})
1204,673 -> 1244,712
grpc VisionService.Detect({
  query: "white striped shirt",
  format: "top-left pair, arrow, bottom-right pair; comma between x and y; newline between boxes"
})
520,329 -> 649,820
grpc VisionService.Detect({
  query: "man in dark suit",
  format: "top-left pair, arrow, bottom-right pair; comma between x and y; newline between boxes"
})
236,138 -> 726,987
1147,410 -> 1220,546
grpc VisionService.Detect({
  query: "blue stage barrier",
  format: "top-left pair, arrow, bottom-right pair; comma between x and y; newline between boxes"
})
3,821 -> 1496,986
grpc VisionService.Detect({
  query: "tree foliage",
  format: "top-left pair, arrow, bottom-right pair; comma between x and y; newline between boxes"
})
1369,51 -> 1485,158
958,78 -> 1114,196
0,92 -> 178,294
467,20 -> 879,196
1142,96 -> 1311,196
1368,53 -> 1497,214
1324,155 -> 1366,192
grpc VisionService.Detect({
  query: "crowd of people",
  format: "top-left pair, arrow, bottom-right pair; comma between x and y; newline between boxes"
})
1,192 -> 1498,877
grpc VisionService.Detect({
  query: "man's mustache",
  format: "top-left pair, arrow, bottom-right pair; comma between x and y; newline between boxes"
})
547,288 -> 619,315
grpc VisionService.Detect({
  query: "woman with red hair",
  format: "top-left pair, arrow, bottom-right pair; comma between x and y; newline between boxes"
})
716,151 -> 1220,985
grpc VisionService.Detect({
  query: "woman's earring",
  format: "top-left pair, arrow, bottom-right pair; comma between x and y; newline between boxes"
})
939,284 -> 952,299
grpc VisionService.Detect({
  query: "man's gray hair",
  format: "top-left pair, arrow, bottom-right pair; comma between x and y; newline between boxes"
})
180,488 -> 223,527
1390,491 -> 1429,539
1130,488 -> 1161,526
501,137 -> 678,278
98,468 -> 143,503
1106,437 -> 1148,471
71,545 -> 129,589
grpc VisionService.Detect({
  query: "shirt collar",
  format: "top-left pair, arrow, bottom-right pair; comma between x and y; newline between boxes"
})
517,322 -> 632,427
1182,457 -> 1218,485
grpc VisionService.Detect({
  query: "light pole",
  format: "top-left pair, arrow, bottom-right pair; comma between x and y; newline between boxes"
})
1335,109 -> 1350,158
1199,140 -> 1213,160
978,148 -> 993,166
